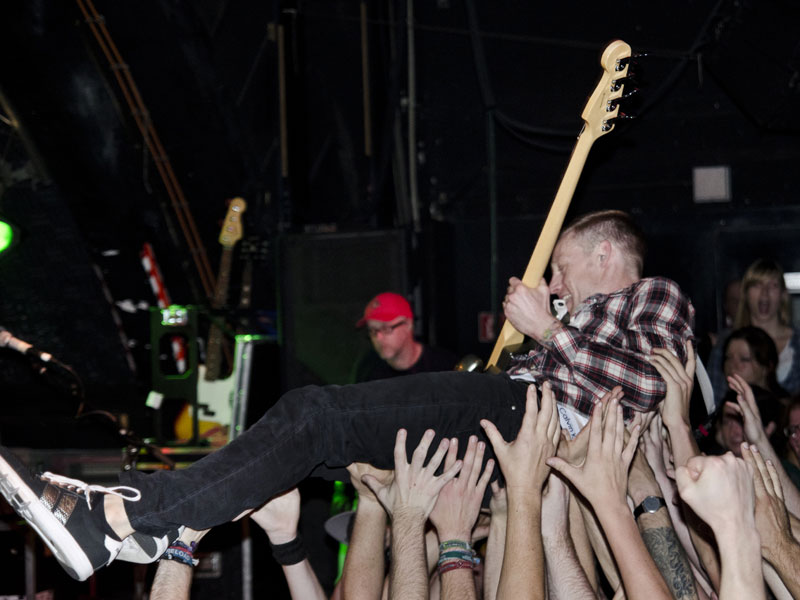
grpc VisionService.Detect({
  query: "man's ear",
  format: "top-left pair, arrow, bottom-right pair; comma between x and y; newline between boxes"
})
595,239 -> 612,267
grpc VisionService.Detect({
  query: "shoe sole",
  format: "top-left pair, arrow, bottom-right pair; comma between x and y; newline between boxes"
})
0,454 -> 94,581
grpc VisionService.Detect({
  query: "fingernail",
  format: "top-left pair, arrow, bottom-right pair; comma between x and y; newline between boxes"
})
752,445 -> 759,454
742,442 -> 749,450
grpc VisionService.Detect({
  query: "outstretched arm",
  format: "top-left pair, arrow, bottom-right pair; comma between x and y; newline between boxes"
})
728,374 -> 800,515
429,436 -> 494,600
541,473 -> 599,599
676,453 -> 765,600
628,445 -> 699,600
481,382 -> 560,600
548,396 -> 671,600
250,488 -> 327,600
363,428 -> 462,600
340,463 -> 393,600
149,527 -> 209,600
652,344 -> 721,591
741,443 -> 800,599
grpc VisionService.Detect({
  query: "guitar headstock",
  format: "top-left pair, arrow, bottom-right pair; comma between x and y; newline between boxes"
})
219,197 -> 247,248
581,40 -> 633,140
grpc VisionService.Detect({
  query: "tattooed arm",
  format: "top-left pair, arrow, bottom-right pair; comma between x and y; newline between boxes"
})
629,447 -> 699,600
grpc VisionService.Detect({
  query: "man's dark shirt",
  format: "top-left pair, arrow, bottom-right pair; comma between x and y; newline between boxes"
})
350,345 -> 457,383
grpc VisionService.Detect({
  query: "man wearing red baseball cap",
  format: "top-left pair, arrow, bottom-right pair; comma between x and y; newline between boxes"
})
352,292 -> 455,382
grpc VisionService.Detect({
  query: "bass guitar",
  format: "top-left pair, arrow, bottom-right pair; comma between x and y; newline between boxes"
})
487,40 -> 633,369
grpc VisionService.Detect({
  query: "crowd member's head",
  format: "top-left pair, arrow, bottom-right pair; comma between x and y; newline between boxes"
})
735,258 -> 791,328
714,401 -> 745,457
356,292 -> 416,366
714,385 -> 781,457
551,210 -> 646,311
781,397 -> 800,462
722,326 -> 780,393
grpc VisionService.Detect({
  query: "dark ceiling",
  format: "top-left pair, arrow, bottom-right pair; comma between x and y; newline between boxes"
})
1,0 -> 799,441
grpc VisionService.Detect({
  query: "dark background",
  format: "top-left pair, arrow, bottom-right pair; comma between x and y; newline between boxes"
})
0,0 -> 799,596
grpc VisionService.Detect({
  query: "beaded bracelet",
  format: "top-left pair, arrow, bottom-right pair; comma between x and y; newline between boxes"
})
161,540 -> 199,567
269,534 -> 307,566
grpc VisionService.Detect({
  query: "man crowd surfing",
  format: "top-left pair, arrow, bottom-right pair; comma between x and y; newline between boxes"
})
2,209 -> 800,600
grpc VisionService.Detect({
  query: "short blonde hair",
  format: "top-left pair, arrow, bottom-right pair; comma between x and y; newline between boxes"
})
734,258 -> 791,328
562,210 -> 646,277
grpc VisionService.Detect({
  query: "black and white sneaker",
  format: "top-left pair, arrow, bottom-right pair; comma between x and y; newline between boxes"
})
118,527 -> 182,563
0,447 -> 141,581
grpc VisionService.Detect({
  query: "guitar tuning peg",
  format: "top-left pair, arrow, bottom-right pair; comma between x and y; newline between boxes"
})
611,76 -> 638,92
621,87 -> 640,99
602,111 -> 636,131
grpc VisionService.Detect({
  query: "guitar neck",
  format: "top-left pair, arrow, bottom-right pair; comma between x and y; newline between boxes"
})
484,39 -> 631,370
486,134 -> 594,367
205,246 -> 234,381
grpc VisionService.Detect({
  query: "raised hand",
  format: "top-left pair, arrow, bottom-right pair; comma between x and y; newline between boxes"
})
362,428 -> 462,519
429,435 -> 495,541
547,395 -> 641,509
740,444 -> 793,554
250,487 -> 302,544
727,374 -> 769,445
480,382 -> 560,494
346,462 -> 394,506
675,453 -> 756,534
675,452 -> 764,600
650,343 -> 695,430
502,277 -> 561,342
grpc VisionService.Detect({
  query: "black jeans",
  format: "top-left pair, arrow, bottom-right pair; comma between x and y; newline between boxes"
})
120,371 -> 528,536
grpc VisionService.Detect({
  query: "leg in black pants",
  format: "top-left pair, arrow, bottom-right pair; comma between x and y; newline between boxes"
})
121,370 -> 528,536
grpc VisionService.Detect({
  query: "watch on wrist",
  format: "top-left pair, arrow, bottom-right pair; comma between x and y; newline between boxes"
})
633,496 -> 666,520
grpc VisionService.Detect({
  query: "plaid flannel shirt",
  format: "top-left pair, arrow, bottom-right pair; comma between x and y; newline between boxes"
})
507,277 -> 695,418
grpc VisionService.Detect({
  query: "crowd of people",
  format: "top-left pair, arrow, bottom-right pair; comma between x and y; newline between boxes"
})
2,209 -> 800,599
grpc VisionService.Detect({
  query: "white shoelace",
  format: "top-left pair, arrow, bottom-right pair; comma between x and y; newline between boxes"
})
41,472 -> 142,509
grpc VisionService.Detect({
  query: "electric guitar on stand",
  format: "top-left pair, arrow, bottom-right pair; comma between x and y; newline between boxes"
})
175,197 -> 247,442
486,40 -> 633,370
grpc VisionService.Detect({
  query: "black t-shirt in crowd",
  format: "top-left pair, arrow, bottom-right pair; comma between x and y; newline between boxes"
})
350,344 -> 457,383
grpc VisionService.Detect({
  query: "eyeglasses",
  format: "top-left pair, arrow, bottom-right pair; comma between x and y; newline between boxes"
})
367,320 -> 407,337
784,425 -> 800,438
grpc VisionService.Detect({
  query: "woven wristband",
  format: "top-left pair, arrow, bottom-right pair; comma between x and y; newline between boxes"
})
439,539 -> 471,552
438,549 -> 477,565
270,534 -> 307,566
438,559 -> 475,575
161,540 -> 198,567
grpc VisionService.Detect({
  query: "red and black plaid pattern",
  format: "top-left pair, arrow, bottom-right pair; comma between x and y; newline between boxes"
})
507,277 -> 695,418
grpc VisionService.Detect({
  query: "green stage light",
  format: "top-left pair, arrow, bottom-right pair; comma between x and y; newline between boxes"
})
0,219 -> 14,254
